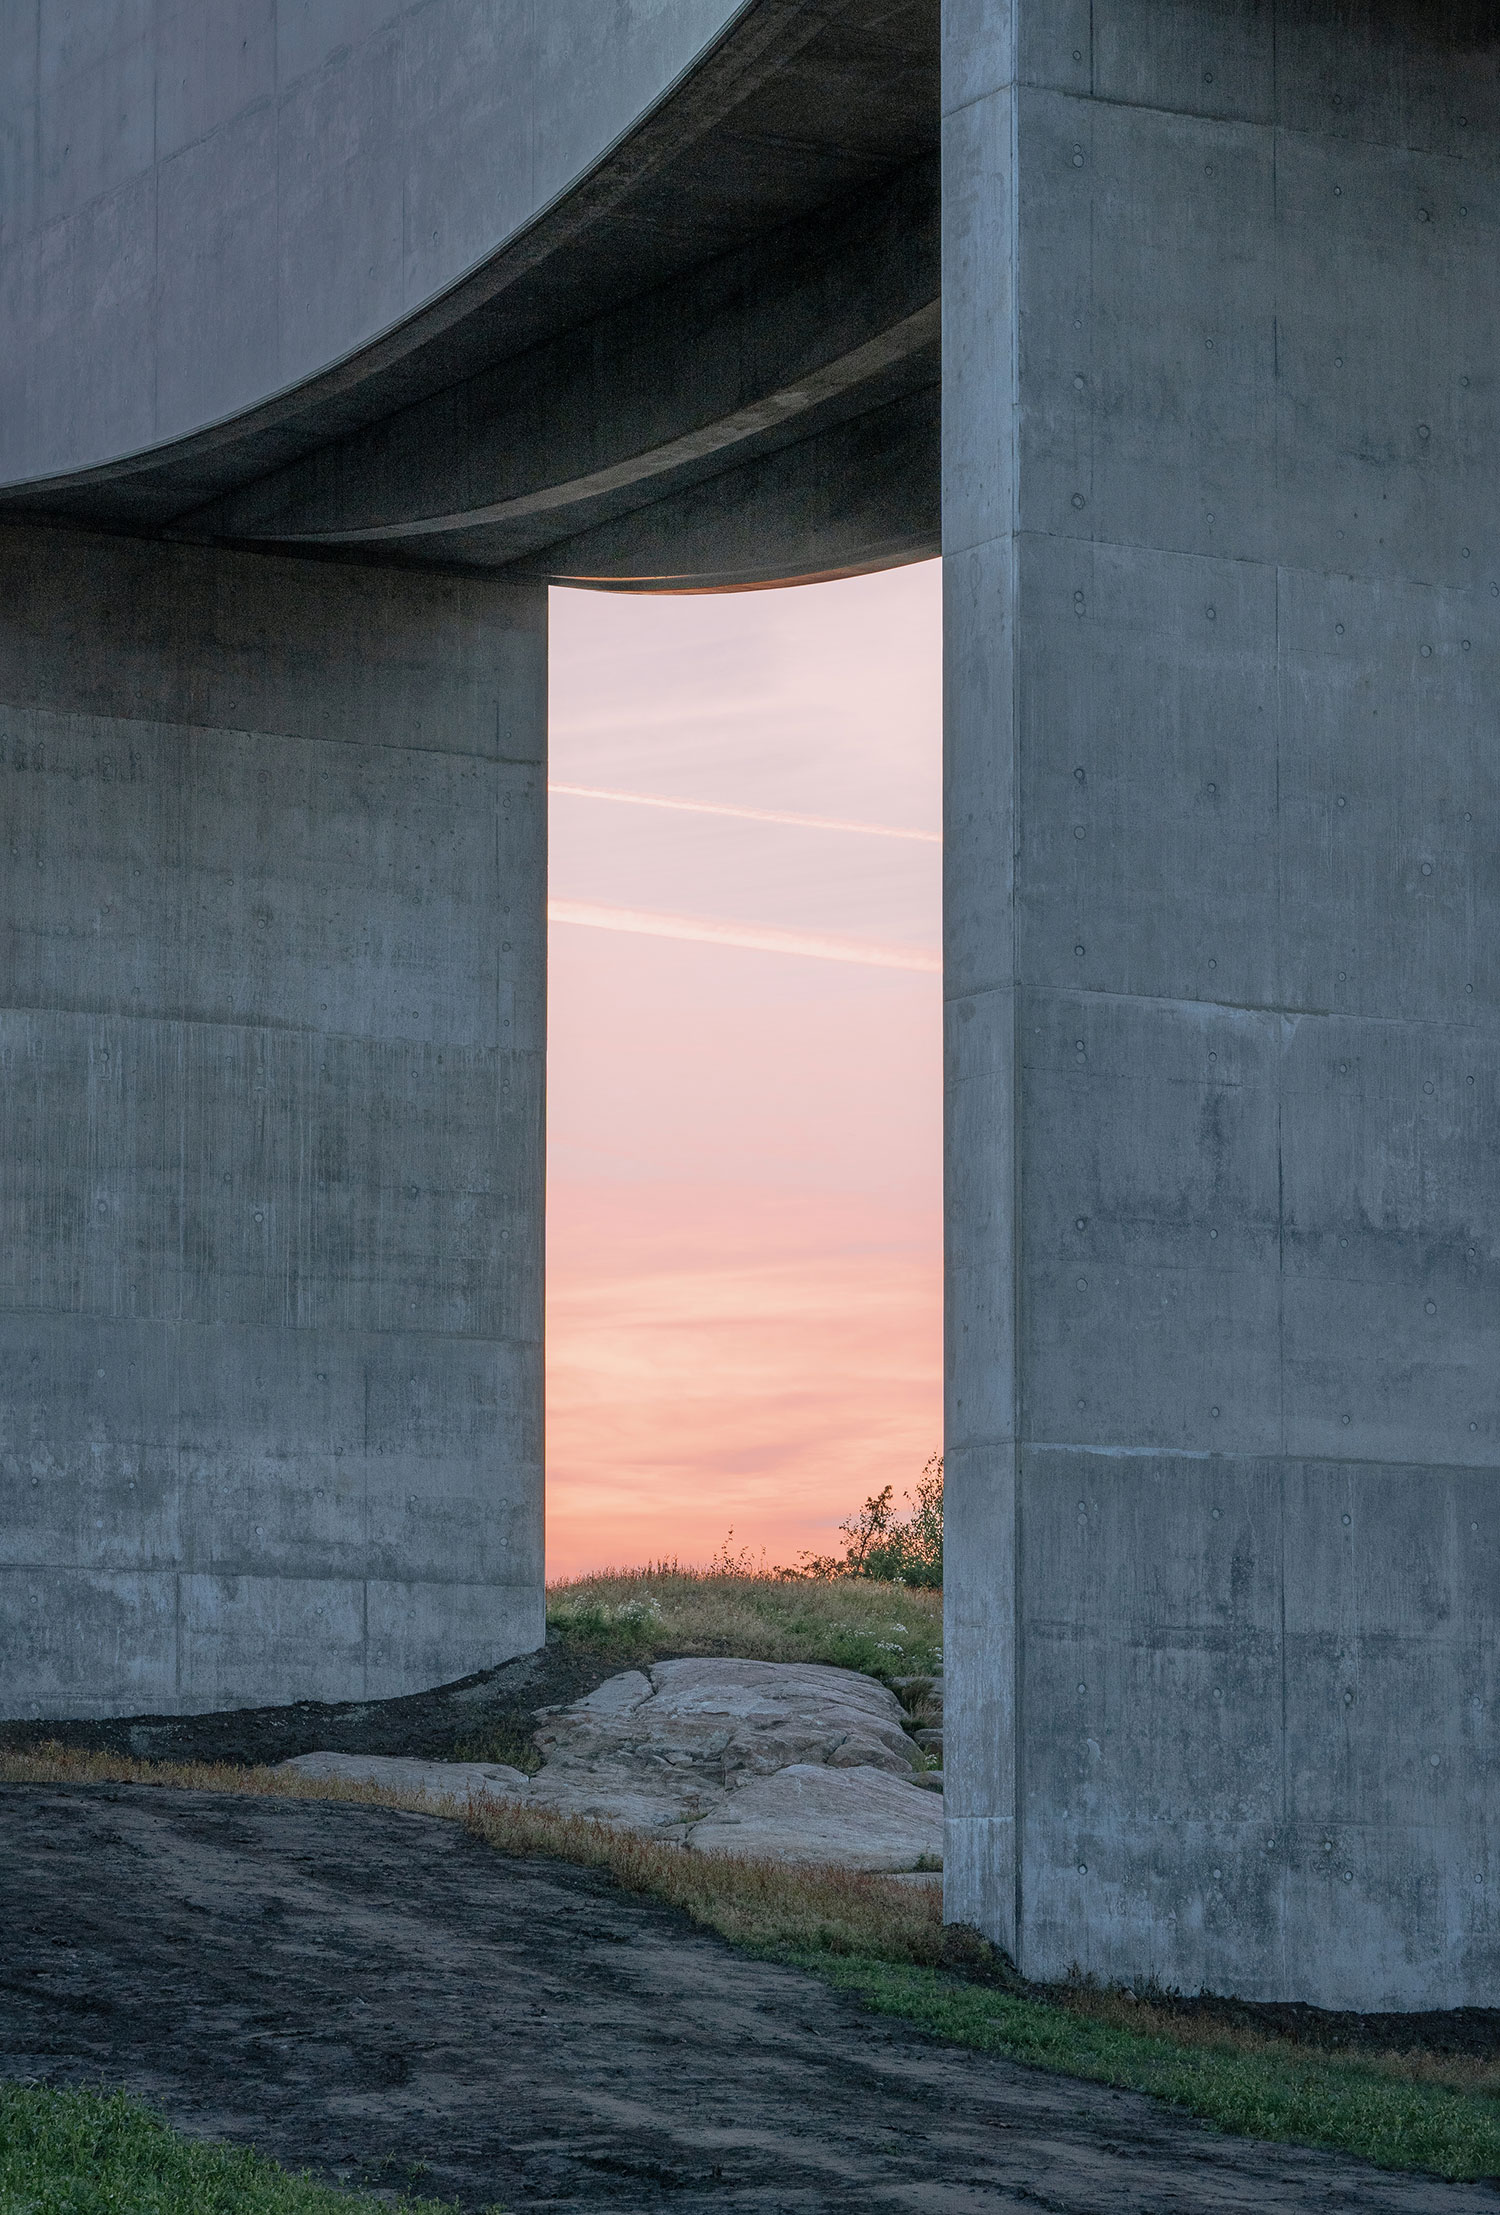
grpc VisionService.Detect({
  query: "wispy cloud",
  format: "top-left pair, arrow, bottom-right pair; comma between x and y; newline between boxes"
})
549,899 -> 940,973
549,782 -> 939,844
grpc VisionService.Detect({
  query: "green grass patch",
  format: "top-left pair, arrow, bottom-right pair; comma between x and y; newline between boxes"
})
544,1563 -> 942,1682
794,1956 -> 1500,2183
0,2083 -> 481,2213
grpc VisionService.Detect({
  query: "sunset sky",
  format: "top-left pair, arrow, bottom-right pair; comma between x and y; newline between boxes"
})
545,561 -> 943,1578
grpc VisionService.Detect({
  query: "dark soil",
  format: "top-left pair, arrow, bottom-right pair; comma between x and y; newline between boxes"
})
0,1631 -> 624,1771
1129,1988 -> 1500,2067
2,1784 -> 1495,2214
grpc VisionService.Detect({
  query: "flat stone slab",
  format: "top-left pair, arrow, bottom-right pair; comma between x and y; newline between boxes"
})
687,1762 -> 944,1871
279,1751 -> 530,1802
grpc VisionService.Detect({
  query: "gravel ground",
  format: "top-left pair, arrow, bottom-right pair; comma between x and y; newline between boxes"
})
1,1784 -> 1495,2214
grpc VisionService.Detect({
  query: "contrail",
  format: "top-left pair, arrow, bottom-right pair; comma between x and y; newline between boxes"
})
549,781 -> 939,844
549,899 -> 940,973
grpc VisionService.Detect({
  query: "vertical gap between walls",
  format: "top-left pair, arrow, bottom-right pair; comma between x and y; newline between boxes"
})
1270,3 -> 1290,1973
538,592 -> 551,1601
1006,16 -> 1026,1970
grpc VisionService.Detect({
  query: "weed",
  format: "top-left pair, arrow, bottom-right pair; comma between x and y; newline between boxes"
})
448,1722 -> 544,1774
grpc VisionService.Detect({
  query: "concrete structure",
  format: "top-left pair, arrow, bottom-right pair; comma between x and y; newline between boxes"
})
941,0 -> 1500,2011
0,527 -> 547,1711
0,1 -> 940,1718
1,0 -> 1495,2009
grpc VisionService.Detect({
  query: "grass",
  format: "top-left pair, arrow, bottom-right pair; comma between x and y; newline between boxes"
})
4,1739 -> 1499,2182
809,1959 -> 1500,2183
0,2082 -> 483,2213
543,1561 -> 943,1681
449,1720 -> 544,1774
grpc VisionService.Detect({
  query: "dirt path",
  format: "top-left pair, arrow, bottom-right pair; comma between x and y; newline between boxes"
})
1,1786 -> 1492,2213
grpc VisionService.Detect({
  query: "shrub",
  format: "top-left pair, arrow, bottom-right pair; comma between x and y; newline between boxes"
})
798,1456 -> 942,1588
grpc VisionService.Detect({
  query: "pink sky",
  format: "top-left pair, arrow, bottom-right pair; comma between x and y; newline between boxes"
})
545,561 -> 942,1577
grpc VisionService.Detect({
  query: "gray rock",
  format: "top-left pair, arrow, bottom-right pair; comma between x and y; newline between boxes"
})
277,1751 -> 530,1803
535,1657 -> 917,1786
279,1659 -> 944,1869
521,1781 -> 705,1841
687,1764 -> 945,1872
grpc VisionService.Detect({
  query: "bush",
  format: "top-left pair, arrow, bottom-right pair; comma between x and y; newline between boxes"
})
799,1456 -> 942,1588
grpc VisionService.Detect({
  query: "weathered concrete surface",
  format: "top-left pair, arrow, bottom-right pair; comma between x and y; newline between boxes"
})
0,3 -> 942,1724
942,0 -> 1500,2008
3,1785 -> 1493,2213
0,522 -> 546,1716
0,0 -> 748,481
191,157 -> 941,580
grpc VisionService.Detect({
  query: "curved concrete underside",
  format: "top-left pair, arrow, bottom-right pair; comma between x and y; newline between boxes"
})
0,0 -> 940,589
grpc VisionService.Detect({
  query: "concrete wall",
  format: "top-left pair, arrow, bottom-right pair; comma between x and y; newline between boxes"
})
942,0 -> 1500,2008
0,524 -> 546,1718
0,0 -> 746,484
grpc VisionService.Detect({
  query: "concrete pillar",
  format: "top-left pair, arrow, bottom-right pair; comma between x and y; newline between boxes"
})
942,0 -> 1499,2007
0,525 -> 546,1719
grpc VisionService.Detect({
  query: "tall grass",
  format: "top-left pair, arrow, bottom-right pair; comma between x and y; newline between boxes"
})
544,1562 -> 942,1679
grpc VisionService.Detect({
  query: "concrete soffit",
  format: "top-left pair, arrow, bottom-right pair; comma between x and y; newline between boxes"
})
183,157 -> 941,589
2,0 -> 941,591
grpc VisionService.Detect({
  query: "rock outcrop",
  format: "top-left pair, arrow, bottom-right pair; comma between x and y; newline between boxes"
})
281,1751 -> 531,1802
279,1657 -> 943,1872
687,1761 -> 942,1871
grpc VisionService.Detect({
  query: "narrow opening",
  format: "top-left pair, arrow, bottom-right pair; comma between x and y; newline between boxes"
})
546,561 -> 943,1576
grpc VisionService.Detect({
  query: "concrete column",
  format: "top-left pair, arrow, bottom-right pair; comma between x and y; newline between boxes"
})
942,0 -> 1499,2007
0,525 -> 546,1718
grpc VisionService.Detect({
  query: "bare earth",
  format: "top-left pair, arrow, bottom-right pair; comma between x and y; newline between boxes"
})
0,1786 -> 1493,2214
